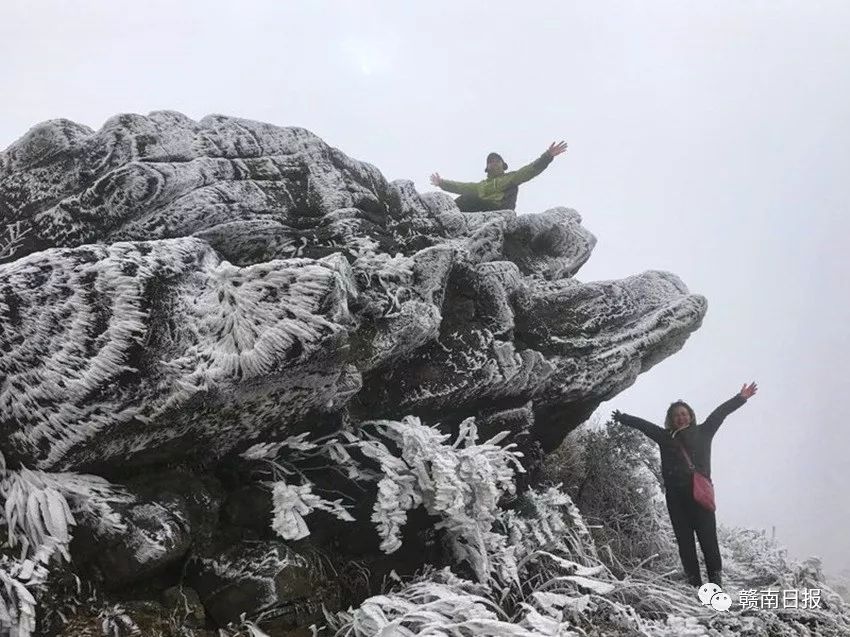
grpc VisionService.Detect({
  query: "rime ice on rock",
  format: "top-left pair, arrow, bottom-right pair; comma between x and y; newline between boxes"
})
0,239 -> 359,470
0,112 -> 709,631
1,111 -> 706,471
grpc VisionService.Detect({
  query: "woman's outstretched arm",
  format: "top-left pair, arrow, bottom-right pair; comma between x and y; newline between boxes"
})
612,410 -> 667,445
700,381 -> 758,438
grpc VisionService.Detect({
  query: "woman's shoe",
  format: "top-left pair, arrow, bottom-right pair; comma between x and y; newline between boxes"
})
708,571 -> 723,586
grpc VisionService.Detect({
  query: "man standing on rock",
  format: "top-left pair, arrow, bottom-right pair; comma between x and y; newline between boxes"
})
430,141 -> 568,212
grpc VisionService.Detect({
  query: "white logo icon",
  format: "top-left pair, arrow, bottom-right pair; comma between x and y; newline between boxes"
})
697,583 -> 731,611
710,591 -> 732,611
698,583 -> 721,604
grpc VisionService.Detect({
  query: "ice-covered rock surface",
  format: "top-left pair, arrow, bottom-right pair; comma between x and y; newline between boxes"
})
0,111 -> 706,473
0,112 -> 710,634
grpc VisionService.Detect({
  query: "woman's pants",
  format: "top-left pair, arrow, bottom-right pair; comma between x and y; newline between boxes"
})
665,484 -> 722,585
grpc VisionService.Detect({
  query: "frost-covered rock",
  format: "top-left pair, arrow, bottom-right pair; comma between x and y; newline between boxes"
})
69,470 -> 222,588
76,495 -> 191,588
0,240 -> 360,471
185,541 -> 318,627
0,111 -> 710,632
1,111 -> 705,471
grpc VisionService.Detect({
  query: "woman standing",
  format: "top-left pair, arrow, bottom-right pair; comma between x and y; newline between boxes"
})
612,382 -> 758,587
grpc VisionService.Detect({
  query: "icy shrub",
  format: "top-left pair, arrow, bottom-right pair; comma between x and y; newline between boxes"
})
0,457 -> 138,637
241,433 -> 357,542
349,416 -> 525,584
543,419 -> 677,574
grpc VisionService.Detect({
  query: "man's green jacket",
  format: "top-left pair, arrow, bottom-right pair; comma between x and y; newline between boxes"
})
439,152 -> 553,210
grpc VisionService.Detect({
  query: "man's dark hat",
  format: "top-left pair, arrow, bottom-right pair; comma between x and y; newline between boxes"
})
486,152 -> 508,172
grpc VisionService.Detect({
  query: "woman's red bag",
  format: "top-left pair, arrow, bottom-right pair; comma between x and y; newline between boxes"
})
677,442 -> 716,512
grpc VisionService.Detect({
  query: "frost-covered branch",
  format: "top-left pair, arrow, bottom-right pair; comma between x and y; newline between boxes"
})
0,466 -> 133,636
241,433 -> 360,541
0,221 -> 32,261
1,468 -> 132,553
0,554 -> 44,637
345,416 -> 525,584
269,479 -> 354,541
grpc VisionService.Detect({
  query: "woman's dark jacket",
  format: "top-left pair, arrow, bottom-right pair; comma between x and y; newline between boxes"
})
618,395 -> 747,490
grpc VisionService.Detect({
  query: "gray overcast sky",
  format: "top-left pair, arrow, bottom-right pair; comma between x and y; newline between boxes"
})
2,1 -> 848,570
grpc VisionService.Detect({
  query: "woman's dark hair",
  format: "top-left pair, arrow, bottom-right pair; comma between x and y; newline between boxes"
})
664,400 -> 697,430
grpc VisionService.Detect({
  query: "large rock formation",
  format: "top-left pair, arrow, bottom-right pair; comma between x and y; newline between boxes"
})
0,112 -> 707,632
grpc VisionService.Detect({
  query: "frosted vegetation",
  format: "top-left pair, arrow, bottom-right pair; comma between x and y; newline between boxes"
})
2,417 -> 849,636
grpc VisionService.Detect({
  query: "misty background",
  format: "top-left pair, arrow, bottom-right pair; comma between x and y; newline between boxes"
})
1,1 -> 847,572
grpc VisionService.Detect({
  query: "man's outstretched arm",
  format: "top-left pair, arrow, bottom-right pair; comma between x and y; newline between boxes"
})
507,140 -> 568,186
612,410 -> 667,445
430,172 -> 478,196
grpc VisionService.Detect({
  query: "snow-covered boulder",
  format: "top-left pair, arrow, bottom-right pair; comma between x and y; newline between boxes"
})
0,111 -> 708,632
1,112 -> 704,471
